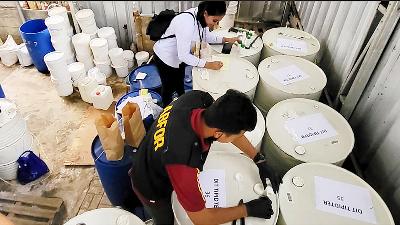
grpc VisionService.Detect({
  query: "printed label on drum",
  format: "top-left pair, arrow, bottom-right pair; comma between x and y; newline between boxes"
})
276,38 -> 308,52
271,64 -> 310,86
314,176 -> 377,224
285,113 -> 337,144
199,169 -> 226,208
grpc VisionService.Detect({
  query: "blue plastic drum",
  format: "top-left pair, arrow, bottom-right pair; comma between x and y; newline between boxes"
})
19,19 -> 55,73
128,64 -> 162,94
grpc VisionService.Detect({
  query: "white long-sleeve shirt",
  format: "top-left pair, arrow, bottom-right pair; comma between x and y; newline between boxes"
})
153,7 -> 223,68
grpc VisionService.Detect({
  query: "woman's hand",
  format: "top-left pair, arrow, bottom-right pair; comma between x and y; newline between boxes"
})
205,61 -> 223,70
223,37 -> 241,44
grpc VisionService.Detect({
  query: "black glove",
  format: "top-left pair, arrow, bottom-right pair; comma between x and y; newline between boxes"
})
244,197 -> 273,219
253,153 -> 281,193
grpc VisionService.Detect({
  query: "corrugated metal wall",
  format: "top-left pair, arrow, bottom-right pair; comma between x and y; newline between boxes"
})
297,1 -> 399,222
295,1 -> 380,97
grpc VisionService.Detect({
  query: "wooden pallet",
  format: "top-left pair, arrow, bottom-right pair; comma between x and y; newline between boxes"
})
0,192 -> 63,225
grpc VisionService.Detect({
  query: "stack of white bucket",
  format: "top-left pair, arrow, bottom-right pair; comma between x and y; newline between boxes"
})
98,27 -> 118,50
90,38 -> 113,77
75,9 -> 99,39
47,6 -> 74,37
67,62 -> 87,87
219,1 -> 238,29
0,99 -> 34,180
72,33 -> 95,72
123,50 -> 135,70
0,35 -> 18,67
109,47 -> 129,77
44,51 -> 73,97
45,15 -> 76,64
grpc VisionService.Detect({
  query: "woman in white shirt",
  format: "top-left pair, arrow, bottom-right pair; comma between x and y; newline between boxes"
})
153,1 -> 239,105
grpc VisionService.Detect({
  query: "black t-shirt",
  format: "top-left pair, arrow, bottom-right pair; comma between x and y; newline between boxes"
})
131,90 -> 214,201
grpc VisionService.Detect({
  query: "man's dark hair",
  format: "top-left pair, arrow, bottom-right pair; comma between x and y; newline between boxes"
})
197,1 -> 227,27
203,89 -> 257,134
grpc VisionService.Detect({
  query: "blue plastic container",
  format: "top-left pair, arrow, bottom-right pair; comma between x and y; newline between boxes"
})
0,84 -> 4,98
115,90 -> 163,131
19,19 -> 55,73
128,64 -> 162,93
91,136 -> 142,209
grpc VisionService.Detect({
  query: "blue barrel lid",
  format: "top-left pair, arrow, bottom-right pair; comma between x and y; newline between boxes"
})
129,64 -> 162,90
116,90 -> 162,114
91,136 -> 135,165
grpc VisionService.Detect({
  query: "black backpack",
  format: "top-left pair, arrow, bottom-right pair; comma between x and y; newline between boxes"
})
146,9 -> 195,41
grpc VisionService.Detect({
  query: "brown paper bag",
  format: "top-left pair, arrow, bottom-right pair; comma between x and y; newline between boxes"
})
95,113 -> 124,161
122,102 -> 146,148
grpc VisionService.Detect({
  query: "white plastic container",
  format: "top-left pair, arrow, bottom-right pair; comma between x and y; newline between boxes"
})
108,47 -> 126,66
0,161 -> 19,180
254,55 -> 327,115
123,50 -> 135,68
0,35 -> 18,67
172,151 -> 279,225
51,36 -> 76,64
88,67 -> 107,85
210,104 -> 265,153
47,6 -> 73,36
75,9 -> 98,34
78,76 -> 98,103
262,98 -> 355,177
192,54 -> 259,100
97,27 -> 118,49
63,208 -> 146,225
261,27 -> 320,62
51,75 -> 73,97
112,62 -> 129,78
67,62 -> 86,87
278,163 -> 395,225
72,33 -> 92,57
91,85 -> 114,110
94,59 -> 112,78
135,51 -> 149,66
44,51 -> 72,82
211,29 -> 263,66
45,15 -> 66,39
15,43 -> 33,67
90,38 -> 110,62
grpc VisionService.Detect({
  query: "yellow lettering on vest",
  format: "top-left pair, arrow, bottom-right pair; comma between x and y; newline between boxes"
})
154,128 -> 165,151
153,105 -> 173,151
157,112 -> 170,128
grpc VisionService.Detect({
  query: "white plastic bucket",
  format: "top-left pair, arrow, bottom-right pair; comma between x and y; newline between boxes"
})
75,9 -> 96,29
0,161 -> 18,180
72,33 -> 92,56
108,48 -> 125,66
82,25 -> 99,35
51,37 -> 75,61
106,38 -> 118,50
90,38 -> 109,62
94,59 -> 112,77
48,6 -> 72,32
135,51 -> 149,66
88,67 -> 107,85
44,51 -> 68,73
123,50 -> 134,68
51,75 -> 73,96
15,43 -> 33,67
78,76 -> 98,103
45,15 -> 67,39
97,27 -> 116,39
112,62 -> 129,78
0,49 -> 18,67
68,62 -> 86,86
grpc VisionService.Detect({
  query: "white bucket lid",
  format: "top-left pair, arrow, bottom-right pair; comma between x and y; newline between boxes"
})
75,9 -> 94,20
266,98 -> 354,164
44,51 -> 65,63
67,62 -> 85,74
48,6 -> 67,17
172,151 -> 279,225
211,29 -> 263,58
97,27 -> 116,38
45,15 -> 65,29
90,38 -> 108,48
193,54 -> 259,96
135,51 -> 149,60
63,208 -> 146,225
262,27 -> 320,58
210,104 -> 265,153
122,50 -> 134,60
258,55 -> 327,95
108,47 -> 123,57
279,163 -> 395,225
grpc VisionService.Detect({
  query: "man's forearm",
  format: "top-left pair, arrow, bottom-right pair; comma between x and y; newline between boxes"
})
188,204 -> 247,225
231,135 -> 257,160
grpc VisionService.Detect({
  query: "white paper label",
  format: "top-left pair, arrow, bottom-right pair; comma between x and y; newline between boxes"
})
285,113 -> 338,144
314,176 -> 377,224
199,169 -> 226,208
271,65 -> 309,85
276,38 -> 308,52
136,72 -> 147,80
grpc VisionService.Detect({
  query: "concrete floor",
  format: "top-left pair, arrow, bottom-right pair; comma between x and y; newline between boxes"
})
0,63 -> 129,223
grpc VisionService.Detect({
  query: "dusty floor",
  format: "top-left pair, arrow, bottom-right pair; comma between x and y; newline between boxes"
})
0,63 -> 129,223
